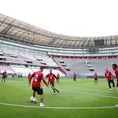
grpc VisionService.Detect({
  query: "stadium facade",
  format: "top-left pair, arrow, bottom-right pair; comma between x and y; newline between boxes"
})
0,14 -> 118,78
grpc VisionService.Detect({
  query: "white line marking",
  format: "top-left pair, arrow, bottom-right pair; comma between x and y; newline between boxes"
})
60,89 -> 118,99
0,102 -> 117,110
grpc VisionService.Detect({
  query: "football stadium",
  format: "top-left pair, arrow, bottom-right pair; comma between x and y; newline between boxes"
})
0,0 -> 118,118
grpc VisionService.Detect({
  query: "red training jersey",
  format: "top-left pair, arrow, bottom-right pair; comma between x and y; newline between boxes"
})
115,68 -> 118,81
94,74 -> 98,78
73,73 -> 76,78
46,73 -> 57,83
29,71 -> 47,88
2,72 -> 7,77
57,73 -> 60,79
105,71 -> 113,80
28,73 -> 31,79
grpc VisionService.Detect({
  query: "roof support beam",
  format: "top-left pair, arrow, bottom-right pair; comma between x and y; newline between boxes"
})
81,40 -> 86,47
48,38 -> 56,45
1,25 -> 12,35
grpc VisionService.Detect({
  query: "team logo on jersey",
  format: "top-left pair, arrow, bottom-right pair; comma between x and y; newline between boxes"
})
34,74 -> 38,82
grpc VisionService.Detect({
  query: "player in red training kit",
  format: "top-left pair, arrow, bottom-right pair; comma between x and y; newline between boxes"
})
112,64 -> 118,107
28,73 -> 31,80
1,70 -> 7,82
105,68 -> 115,91
57,73 -> 60,82
29,67 -> 48,107
73,73 -> 77,81
94,73 -> 98,83
46,70 -> 60,94
112,64 -> 118,87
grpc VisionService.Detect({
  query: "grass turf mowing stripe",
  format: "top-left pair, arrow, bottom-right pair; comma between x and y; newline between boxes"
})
61,87 -> 118,93
4,81 -> 118,99
60,89 -> 118,99
0,102 -> 117,109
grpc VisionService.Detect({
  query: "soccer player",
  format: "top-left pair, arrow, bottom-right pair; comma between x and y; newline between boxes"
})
28,73 -> 31,80
1,70 -> 7,82
105,68 -> 115,91
113,64 -> 118,107
46,70 -> 60,94
57,73 -> 60,82
73,73 -> 77,81
112,64 -> 118,87
28,67 -> 48,107
94,73 -> 98,83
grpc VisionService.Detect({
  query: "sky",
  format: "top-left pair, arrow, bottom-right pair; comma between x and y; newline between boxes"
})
0,0 -> 118,37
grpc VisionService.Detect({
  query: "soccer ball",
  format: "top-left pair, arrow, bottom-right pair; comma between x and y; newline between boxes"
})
30,97 -> 37,103
30,96 -> 34,102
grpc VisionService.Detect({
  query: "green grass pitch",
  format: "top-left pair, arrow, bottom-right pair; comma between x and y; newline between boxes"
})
0,78 -> 118,118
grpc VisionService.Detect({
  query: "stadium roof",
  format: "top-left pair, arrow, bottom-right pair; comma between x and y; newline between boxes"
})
0,13 -> 118,48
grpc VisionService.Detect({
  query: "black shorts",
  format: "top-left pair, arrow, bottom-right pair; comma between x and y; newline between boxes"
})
32,87 -> 43,95
2,76 -> 6,79
94,78 -> 98,80
50,82 -> 54,87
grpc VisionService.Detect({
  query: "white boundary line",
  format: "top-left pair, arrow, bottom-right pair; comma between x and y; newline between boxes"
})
0,102 -> 117,110
1,80 -> 118,109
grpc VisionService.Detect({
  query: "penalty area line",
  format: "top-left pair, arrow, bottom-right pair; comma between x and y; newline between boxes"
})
0,102 -> 117,110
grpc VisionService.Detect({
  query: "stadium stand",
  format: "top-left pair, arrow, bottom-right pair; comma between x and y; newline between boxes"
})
53,57 -> 91,77
0,14 -> 118,78
53,57 -> 118,78
0,65 -> 14,74
11,65 -> 33,76
34,54 -> 58,67
90,58 -> 117,75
